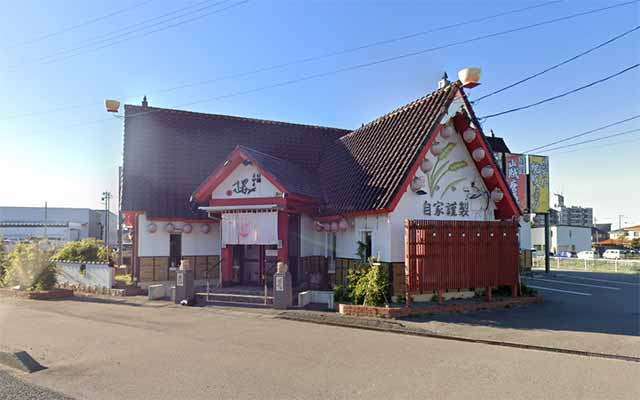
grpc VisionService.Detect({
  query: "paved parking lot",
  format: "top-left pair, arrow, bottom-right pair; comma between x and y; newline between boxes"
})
1,293 -> 638,400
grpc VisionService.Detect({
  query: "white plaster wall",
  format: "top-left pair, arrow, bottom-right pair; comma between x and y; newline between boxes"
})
518,217 -> 533,250
211,163 -> 280,199
333,214 -> 392,262
137,214 -> 220,257
388,122 -> 497,262
56,261 -> 114,288
531,227 -> 547,251
300,214 -> 326,257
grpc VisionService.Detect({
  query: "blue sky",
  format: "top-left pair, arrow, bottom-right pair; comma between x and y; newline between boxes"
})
0,0 -> 638,228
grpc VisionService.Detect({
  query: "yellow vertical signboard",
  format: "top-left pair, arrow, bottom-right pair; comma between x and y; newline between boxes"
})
528,155 -> 550,213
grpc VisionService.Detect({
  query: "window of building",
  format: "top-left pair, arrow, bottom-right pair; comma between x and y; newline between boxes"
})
361,230 -> 372,260
170,234 -> 182,268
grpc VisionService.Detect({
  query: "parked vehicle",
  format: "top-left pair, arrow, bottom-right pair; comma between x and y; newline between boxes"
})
577,250 -> 599,259
557,251 -> 574,258
603,249 -> 625,259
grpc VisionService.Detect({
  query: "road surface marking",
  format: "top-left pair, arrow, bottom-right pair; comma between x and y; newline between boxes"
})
524,277 -> 620,290
556,274 -> 640,286
524,285 -> 591,296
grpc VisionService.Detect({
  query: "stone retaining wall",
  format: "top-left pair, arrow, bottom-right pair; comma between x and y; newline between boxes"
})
338,296 -> 543,319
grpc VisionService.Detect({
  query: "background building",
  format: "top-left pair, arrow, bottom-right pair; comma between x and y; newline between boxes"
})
553,194 -> 593,227
532,225 -> 592,254
0,206 -> 117,249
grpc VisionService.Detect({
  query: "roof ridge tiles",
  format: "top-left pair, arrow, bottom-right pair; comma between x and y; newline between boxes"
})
338,81 -> 461,142
124,104 -> 351,133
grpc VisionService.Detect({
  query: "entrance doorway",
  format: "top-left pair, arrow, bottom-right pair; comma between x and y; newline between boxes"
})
231,244 -> 278,286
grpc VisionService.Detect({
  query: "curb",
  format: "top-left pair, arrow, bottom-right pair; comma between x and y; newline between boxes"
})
277,313 -> 640,364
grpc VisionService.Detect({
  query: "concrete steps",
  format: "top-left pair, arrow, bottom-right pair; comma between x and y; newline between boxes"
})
196,292 -> 273,305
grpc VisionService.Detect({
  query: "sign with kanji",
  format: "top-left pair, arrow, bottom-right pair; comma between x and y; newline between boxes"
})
505,153 -> 527,211
528,155 -> 550,213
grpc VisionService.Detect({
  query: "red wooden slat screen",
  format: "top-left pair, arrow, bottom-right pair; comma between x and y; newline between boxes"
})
405,220 -> 519,293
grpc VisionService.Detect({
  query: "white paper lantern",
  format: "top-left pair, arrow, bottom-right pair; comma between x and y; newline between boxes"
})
410,175 -> 426,192
491,188 -> 504,202
472,148 -> 485,162
182,224 -> 192,234
330,221 -> 339,232
430,141 -> 446,156
463,128 -> 476,143
314,221 -> 324,232
440,122 -> 456,139
420,158 -> 434,173
201,224 -> 211,234
338,219 -> 348,232
165,223 -> 175,233
147,223 -> 157,233
481,166 -> 494,179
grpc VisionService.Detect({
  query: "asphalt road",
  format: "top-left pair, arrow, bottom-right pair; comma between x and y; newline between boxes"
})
1,295 -> 639,400
409,270 -> 639,336
0,369 -> 74,400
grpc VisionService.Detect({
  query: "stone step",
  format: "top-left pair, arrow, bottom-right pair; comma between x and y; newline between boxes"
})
196,292 -> 273,305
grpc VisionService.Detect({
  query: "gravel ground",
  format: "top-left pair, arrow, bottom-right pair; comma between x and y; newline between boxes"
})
0,370 -> 75,400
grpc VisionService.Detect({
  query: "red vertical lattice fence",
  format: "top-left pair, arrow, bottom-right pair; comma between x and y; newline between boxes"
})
404,220 -> 519,296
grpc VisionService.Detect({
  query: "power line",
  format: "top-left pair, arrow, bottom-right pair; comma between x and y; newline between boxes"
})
2,0 -> 156,50
8,0 -> 242,68
538,128 -> 640,153
547,136 -> 640,156
477,64 -> 640,120
10,1 -> 640,137
2,0 -> 631,123
524,114 -> 640,152
473,25 -> 640,103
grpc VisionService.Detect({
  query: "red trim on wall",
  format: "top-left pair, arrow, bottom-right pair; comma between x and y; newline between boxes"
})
193,147 -> 295,204
387,123 -> 445,212
221,246 -> 234,286
148,217 -> 218,223
455,88 -> 521,220
277,210 -> 289,264
208,197 -> 287,207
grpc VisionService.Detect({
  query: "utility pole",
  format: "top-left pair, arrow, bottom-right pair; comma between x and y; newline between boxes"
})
618,214 -> 626,230
544,213 -> 550,274
101,192 -> 112,248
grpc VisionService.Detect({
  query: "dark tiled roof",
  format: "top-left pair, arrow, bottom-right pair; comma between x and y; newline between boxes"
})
122,105 -> 349,218
236,145 -> 321,199
318,83 -> 460,215
485,136 -> 511,153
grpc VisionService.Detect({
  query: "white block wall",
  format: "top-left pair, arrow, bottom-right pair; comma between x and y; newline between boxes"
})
137,214 -> 221,257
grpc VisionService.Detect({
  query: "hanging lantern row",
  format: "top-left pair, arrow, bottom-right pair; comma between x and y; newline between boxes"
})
491,188 -> 504,203
314,219 -> 349,232
410,175 -> 426,192
471,148 -> 485,162
463,128 -> 476,143
146,223 -> 212,234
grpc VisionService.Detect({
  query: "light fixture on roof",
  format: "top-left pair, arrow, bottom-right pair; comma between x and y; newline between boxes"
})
458,68 -> 481,88
105,99 -> 120,113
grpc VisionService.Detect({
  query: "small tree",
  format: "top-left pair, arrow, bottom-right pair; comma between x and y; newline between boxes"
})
631,238 -> 640,250
53,238 -> 112,263
2,242 -> 57,291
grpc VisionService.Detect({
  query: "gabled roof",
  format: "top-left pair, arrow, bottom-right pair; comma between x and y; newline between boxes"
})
192,145 -> 321,202
318,83 -> 460,214
122,105 -> 348,218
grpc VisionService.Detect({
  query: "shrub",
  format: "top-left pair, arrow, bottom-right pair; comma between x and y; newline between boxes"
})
348,258 -> 389,307
2,242 -> 57,291
53,238 -> 112,264
0,239 -> 8,283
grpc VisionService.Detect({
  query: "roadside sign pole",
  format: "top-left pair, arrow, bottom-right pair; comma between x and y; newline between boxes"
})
544,213 -> 550,274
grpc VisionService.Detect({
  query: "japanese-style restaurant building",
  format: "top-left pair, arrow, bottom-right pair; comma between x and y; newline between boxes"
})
121,71 -> 523,297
